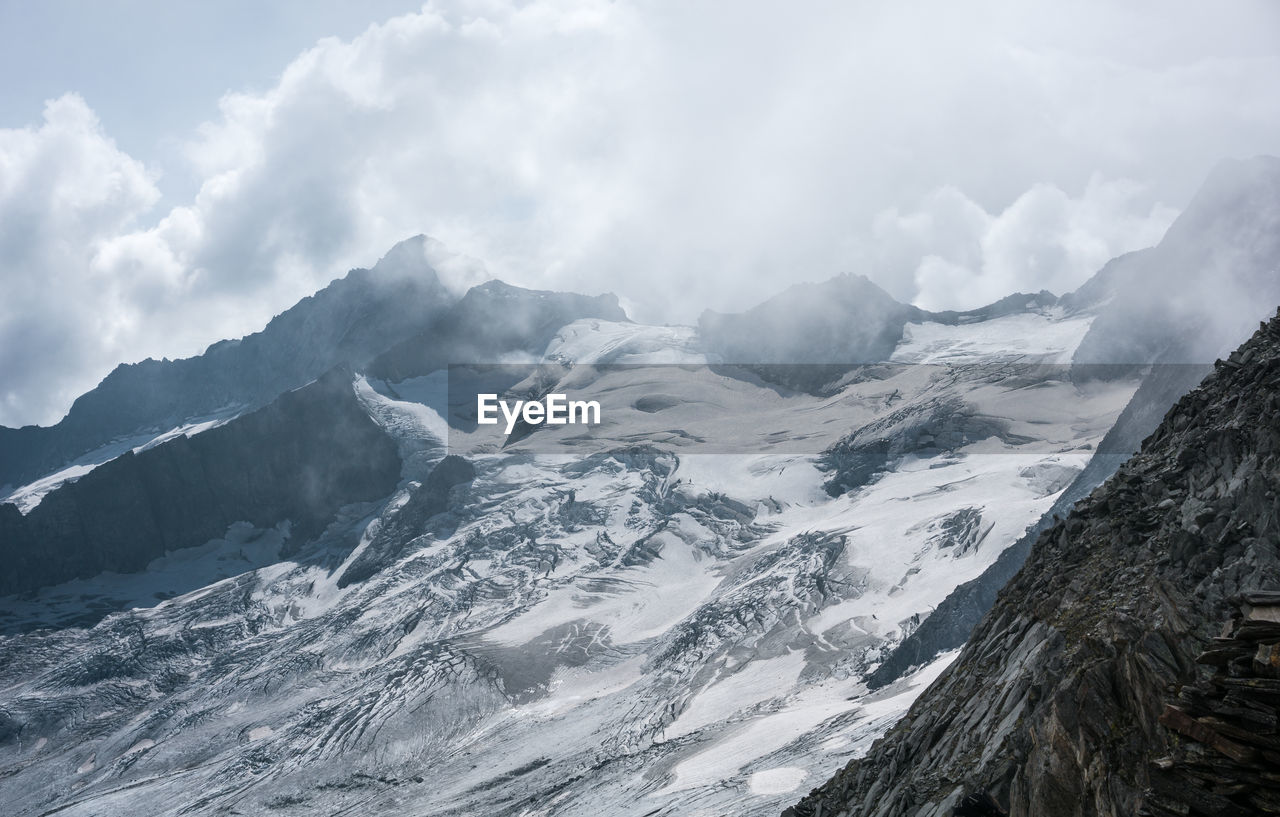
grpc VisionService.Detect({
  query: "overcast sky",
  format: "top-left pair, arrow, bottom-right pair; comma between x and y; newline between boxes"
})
1,0 -> 1278,427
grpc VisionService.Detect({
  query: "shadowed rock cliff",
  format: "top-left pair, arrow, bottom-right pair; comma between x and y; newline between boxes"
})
336,454 -> 475,588
0,369 -> 402,597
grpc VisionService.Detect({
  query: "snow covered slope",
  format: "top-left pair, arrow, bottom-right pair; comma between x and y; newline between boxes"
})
0,305 -> 1138,817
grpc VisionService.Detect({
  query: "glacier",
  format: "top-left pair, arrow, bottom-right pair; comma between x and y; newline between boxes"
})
0,304 -> 1137,817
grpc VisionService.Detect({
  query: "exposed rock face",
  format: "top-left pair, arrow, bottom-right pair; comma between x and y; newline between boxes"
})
927,290 -> 1059,325
0,236 -> 451,490
0,369 -> 402,597
821,395 -> 1033,498
1149,591 -> 1280,815
787,309 -> 1280,817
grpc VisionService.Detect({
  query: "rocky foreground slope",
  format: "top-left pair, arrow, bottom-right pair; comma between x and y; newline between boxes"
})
1150,589 -> 1280,814
786,311 -> 1280,816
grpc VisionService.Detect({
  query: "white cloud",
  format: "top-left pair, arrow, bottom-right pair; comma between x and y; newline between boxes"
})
0,94 -> 160,426
874,177 -> 1179,311
2,0 -> 1279,425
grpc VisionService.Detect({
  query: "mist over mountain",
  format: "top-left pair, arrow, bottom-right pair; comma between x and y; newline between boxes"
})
366,280 -> 627,382
0,236 -> 454,492
863,155 -> 1280,693
0,158 -> 1278,817
1073,156 -> 1280,367
699,275 -> 926,365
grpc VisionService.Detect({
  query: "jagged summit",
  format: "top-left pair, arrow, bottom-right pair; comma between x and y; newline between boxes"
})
787,310 -> 1280,816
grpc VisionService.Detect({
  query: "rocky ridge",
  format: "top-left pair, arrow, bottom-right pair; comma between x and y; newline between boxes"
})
0,236 -> 453,491
0,370 -> 402,599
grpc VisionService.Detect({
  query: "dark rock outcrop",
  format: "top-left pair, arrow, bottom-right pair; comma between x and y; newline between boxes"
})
1148,591 -> 1280,815
0,236 -> 451,491
927,290 -> 1059,325
0,369 -> 402,597
787,308 -> 1280,817
336,454 -> 476,588
822,395 -> 1032,498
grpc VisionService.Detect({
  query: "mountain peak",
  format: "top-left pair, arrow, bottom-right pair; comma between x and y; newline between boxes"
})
366,234 -> 439,283
0,238 -> 459,488
698,272 -> 923,365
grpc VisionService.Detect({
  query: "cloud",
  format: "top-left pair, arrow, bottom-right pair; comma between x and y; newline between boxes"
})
2,0 -> 1279,425
0,94 -> 160,427
873,177 -> 1179,311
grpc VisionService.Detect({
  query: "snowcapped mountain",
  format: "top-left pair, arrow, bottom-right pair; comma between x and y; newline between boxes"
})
0,235 -> 455,499
1,158 -> 1279,817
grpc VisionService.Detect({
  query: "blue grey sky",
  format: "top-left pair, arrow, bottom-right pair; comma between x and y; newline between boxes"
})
1,1 -> 1278,427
